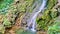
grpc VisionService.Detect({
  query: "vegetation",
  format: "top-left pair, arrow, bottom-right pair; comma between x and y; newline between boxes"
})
48,17 -> 60,34
0,0 -> 60,34
36,0 -> 58,31
0,0 -> 13,10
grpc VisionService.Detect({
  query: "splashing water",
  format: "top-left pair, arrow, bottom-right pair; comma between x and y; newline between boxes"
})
27,0 -> 47,32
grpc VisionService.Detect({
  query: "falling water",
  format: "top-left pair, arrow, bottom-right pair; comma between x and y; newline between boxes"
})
27,0 -> 47,32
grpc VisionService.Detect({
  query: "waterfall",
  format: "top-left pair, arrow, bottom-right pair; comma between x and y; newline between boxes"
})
27,0 -> 47,32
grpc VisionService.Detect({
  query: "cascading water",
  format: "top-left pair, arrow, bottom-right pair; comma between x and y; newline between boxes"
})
27,0 -> 47,32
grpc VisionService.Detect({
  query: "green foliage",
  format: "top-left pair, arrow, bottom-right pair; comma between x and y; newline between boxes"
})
48,17 -> 60,34
36,0 -> 58,31
0,0 -> 13,9
18,0 -> 43,13
3,18 -> 11,27
50,8 -> 58,18
36,8 -> 58,31
0,24 -> 5,34
18,0 -> 35,13
46,0 -> 57,9
0,0 -> 14,13
47,0 -> 54,9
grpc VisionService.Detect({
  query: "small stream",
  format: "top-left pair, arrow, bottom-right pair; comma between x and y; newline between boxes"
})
27,0 -> 47,32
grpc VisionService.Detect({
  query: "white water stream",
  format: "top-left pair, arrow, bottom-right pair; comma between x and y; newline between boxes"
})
27,0 -> 47,32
